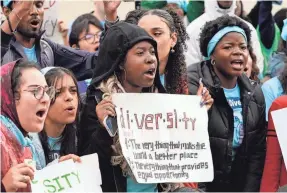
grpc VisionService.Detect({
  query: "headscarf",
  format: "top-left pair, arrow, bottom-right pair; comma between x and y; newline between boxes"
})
0,60 -> 42,171
0,60 -> 21,129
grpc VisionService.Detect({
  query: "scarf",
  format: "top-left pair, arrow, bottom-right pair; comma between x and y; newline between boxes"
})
0,61 -> 40,168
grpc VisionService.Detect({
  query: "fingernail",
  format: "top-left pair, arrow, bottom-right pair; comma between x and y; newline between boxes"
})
199,78 -> 202,84
200,101 -> 205,107
202,88 -> 207,96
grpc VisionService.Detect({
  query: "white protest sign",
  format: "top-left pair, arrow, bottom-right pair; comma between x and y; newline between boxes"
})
42,0 -> 63,44
31,153 -> 102,193
271,107 -> 287,168
112,93 -> 214,183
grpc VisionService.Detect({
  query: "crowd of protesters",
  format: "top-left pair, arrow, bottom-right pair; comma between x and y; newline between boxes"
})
1,0 -> 287,192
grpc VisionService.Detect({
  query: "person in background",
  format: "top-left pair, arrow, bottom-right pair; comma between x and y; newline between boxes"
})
264,14 -> 287,80
58,0 -> 105,47
136,9 -> 189,94
261,21 -> 287,121
68,13 -> 104,94
248,1 -> 282,81
0,0 -> 95,80
1,60 -> 52,192
260,95 -> 287,192
185,0 -> 264,77
187,16 -> 266,191
244,50 -> 260,82
78,22 -> 212,192
30,67 -> 80,168
1,0 -> 120,81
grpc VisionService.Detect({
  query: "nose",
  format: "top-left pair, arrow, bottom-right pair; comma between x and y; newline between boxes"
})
64,91 -> 73,102
30,4 -> 39,15
232,46 -> 243,55
145,53 -> 156,65
41,92 -> 50,104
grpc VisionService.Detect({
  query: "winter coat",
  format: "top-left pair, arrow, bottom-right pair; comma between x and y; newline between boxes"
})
1,30 -> 97,81
187,60 -> 266,191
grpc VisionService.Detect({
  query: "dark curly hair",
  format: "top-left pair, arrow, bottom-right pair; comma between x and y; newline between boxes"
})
199,16 -> 253,58
124,8 -> 189,94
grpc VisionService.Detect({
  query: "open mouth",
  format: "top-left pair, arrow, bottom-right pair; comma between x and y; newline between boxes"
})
231,59 -> 244,69
65,106 -> 75,113
36,110 -> 46,118
144,68 -> 156,77
30,19 -> 40,28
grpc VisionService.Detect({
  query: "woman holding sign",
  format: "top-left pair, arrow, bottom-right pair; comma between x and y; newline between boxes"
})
30,67 -> 81,168
187,16 -> 266,192
0,60 -> 53,192
260,95 -> 287,192
78,22 -> 212,192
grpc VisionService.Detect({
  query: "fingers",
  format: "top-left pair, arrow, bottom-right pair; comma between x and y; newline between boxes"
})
18,175 -> 31,183
19,167 -> 34,180
14,181 -> 28,190
59,154 -> 82,163
196,78 -> 204,96
102,104 -> 116,116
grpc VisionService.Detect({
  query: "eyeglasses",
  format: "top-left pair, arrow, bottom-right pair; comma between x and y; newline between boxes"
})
23,86 -> 56,100
79,31 -> 102,44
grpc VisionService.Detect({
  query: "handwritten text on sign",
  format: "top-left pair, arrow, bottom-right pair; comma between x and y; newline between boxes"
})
31,153 -> 102,193
113,93 -> 214,183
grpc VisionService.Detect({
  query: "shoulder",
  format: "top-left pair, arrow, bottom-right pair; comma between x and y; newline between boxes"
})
262,76 -> 281,92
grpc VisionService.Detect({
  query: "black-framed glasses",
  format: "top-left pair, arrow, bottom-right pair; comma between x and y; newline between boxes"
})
23,86 -> 56,100
79,31 -> 102,44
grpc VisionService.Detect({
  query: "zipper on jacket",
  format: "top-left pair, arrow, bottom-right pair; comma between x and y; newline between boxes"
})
242,91 -> 252,161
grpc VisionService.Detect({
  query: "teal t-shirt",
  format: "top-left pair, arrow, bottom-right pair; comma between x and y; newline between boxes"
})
23,45 -> 37,63
223,84 -> 244,159
261,76 -> 284,121
47,136 -> 61,163
127,177 -> 157,192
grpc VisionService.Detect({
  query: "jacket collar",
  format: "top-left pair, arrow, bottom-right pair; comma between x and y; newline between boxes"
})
200,60 -> 254,97
9,30 -> 46,61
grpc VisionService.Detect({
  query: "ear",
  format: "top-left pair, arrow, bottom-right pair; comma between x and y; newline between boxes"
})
2,7 -> 11,17
72,44 -> 78,49
170,32 -> 177,49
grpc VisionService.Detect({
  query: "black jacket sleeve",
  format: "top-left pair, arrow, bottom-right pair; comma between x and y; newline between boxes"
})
243,86 -> 267,191
1,30 -> 14,59
43,38 -> 97,81
78,91 -> 123,192
258,1 -> 275,49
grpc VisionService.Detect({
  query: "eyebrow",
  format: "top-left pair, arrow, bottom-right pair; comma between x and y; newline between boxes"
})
151,27 -> 163,30
27,84 -> 46,88
56,85 -> 77,90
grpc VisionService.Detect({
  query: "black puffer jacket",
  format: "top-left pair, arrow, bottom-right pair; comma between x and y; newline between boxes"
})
187,60 -> 266,192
